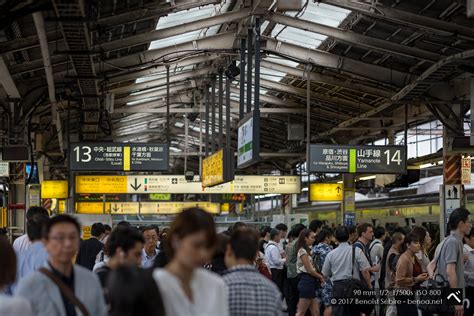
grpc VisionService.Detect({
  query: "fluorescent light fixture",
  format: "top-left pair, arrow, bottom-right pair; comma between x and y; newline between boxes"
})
358,175 -> 376,181
337,180 -> 343,184
419,160 -> 443,169
302,187 -> 308,192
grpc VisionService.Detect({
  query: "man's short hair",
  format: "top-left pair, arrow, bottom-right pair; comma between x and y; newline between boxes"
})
448,208 -> 470,232
357,223 -> 373,237
91,223 -> 105,238
309,220 -> 323,233
348,225 -> 357,235
107,227 -> 145,257
269,228 -> 280,240
275,223 -> 288,232
229,228 -> 259,261
288,224 -> 306,239
42,215 -> 81,239
374,226 -> 386,239
335,226 -> 349,242
104,224 -> 112,232
142,225 -> 158,235
260,226 -> 271,238
26,213 -> 50,241
117,221 -> 131,228
26,206 -> 48,221
391,232 -> 404,244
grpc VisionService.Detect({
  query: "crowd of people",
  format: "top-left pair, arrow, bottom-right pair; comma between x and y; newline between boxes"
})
0,205 -> 472,316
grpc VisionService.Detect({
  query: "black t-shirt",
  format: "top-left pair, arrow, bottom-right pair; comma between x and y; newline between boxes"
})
49,263 -> 77,316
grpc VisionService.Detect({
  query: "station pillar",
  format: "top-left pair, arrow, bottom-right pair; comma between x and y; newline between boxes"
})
342,174 -> 356,226
440,104 -> 466,238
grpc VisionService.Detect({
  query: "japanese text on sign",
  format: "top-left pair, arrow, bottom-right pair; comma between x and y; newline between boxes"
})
309,144 -> 406,174
70,142 -> 168,171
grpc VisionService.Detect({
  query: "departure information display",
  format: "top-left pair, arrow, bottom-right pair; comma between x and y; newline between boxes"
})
309,144 -> 406,174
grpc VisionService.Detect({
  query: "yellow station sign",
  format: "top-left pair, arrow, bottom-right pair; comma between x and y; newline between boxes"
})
309,183 -> 343,201
75,176 -> 127,194
76,175 -> 300,194
76,201 -> 220,215
41,180 -> 69,199
202,150 -> 225,187
76,202 -> 111,214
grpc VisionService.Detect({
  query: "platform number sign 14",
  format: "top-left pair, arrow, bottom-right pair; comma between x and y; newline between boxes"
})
384,149 -> 402,166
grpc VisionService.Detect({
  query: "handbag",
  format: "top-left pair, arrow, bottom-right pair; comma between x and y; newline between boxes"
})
341,246 -> 374,315
39,268 -> 90,316
417,237 -> 454,314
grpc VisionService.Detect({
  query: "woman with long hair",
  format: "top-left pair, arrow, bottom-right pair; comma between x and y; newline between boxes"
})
152,208 -> 228,315
295,229 -> 325,316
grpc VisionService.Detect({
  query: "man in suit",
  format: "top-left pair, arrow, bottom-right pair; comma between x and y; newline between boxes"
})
76,223 -> 105,270
16,215 -> 107,316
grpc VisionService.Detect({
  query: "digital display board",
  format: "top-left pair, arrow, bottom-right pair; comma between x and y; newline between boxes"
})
69,143 -> 168,171
308,144 -> 406,174
202,148 -> 234,187
237,112 -> 260,168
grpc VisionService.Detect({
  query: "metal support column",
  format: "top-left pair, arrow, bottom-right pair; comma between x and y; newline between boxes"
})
211,75 -> 216,153
205,86 -> 210,156
218,69 -> 224,149
166,65 -> 170,146
239,38 -> 246,120
246,27 -> 253,114
226,74 -> 231,147
254,18 -> 261,116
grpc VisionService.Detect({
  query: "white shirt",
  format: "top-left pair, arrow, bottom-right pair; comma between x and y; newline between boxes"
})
13,235 -> 31,254
0,294 -> 33,316
153,268 -> 229,316
264,241 -> 285,270
141,249 -> 158,268
463,244 -> 474,287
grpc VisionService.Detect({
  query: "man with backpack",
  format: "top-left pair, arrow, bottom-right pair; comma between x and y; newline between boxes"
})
354,224 -> 380,277
369,227 -> 386,287
429,208 -> 471,316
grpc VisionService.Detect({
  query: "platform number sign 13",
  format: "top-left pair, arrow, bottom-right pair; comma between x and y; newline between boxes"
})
73,145 -> 92,163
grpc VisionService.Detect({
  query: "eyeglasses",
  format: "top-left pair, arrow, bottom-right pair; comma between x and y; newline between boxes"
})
49,235 -> 79,243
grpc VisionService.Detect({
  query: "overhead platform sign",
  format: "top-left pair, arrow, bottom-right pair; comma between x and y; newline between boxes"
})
75,201 -> 220,215
41,180 -> 69,199
309,183 -> 343,201
69,143 -> 168,171
308,144 -> 406,174
237,112 -> 260,168
202,148 -> 234,187
76,175 -> 300,194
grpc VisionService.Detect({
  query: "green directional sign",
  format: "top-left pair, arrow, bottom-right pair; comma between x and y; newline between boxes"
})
309,144 -> 406,174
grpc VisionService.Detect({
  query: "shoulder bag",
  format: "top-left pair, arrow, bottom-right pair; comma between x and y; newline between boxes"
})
39,268 -> 90,316
341,246 -> 375,315
417,237 -> 453,314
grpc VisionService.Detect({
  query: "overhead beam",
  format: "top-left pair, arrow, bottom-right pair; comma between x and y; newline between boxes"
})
321,0 -> 474,41
257,78 -> 374,112
260,60 -> 391,99
115,82 -> 193,105
95,9 -> 250,53
263,37 -> 412,87
0,57 -> 20,98
314,49 -> 474,139
97,32 -> 236,73
267,13 -> 441,63
105,54 -> 220,85
110,68 -> 209,95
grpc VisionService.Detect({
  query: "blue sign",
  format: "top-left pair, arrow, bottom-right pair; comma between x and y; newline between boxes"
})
344,212 -> 355,226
